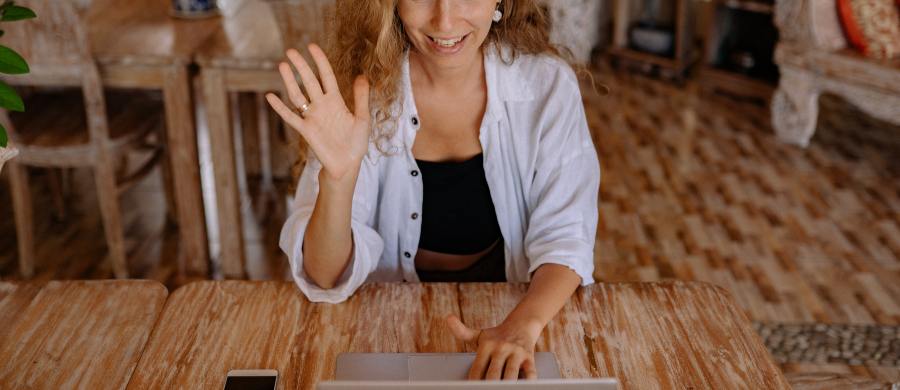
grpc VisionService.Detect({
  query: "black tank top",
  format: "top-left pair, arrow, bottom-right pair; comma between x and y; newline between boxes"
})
414,153 -> 506,283
415,153 -> 502,254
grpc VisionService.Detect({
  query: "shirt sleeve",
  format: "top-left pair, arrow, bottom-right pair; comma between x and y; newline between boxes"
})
279,152 -> 383,303
523,63 -> 601,285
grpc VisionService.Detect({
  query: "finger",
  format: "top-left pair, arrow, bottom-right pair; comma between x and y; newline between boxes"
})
521,356 -> 538,380
266,93 -> 308,138
503,353 -> 526,380
286,48 -> 324,101
352,75 -> 370,121
446,315 -> 479,343
468,344 -> 492,380
485,350 -> 512,380
278,62 -> 308,108
308,43 -> 339,95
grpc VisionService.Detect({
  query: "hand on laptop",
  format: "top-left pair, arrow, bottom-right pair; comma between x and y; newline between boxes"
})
446,315 -> 541,381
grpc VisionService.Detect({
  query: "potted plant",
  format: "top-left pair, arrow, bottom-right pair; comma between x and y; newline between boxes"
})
0,1 -> 35,174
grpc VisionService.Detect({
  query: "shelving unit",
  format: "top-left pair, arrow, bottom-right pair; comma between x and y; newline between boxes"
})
609,0 -> 695,80
698,0 -> 779,101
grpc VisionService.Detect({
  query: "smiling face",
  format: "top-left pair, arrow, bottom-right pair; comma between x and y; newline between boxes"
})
397,0 -> 498,69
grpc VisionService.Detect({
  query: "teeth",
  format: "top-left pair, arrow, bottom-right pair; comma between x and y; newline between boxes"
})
432,36 -> 463,47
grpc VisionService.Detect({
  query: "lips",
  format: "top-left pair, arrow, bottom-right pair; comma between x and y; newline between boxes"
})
425,32 -> 470,54
429,35 -> 464,47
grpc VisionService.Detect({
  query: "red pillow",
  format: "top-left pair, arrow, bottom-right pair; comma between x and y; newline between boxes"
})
837,0 -> 900,58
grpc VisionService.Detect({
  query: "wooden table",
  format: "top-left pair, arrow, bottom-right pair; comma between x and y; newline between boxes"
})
128,281 -> 791,389
0,280 -> 168,388
88,0 -> 220,275
196,0 -> 323,278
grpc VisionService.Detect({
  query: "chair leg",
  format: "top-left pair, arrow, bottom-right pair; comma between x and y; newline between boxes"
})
8,162 -> 35,279
256,93 -> 274,194
159,144 -> 178,227
254,92 -> 277,220
94,153 -> 129,278
47,168 -> 68,221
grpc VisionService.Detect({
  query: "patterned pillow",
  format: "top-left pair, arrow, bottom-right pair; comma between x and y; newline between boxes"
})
837,0 -> 900,58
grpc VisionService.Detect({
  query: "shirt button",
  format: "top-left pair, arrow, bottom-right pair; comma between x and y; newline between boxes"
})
411,116 -> 419,126
411,170 -> 419,177
404,251 -> 411,258
411,212 -> 419,220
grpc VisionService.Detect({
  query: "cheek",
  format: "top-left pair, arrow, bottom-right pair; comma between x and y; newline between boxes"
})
466,2 -> 496,30
475,0 -> 497,19
397,3 -> 425,34
469,6 -> 495,39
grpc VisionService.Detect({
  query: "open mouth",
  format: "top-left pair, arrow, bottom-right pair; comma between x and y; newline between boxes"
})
426,33 -> 470,52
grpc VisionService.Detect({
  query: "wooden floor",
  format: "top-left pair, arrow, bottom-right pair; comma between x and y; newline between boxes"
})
1,66 -> 898,384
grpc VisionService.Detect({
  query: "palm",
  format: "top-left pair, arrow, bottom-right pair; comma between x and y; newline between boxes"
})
266,44 -> 371,181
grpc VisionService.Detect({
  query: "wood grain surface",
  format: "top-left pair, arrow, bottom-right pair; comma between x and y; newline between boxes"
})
127,281 -> 306,389
127,281 -> 787,389
579,281 -> 792,389
0,280 -> 167,389
458,283 -> 597,378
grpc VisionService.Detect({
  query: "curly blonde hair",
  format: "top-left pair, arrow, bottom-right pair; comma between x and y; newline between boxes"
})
316,0 -> 569,156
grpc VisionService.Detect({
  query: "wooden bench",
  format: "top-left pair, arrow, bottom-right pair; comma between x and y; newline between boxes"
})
771,0 -> 900,147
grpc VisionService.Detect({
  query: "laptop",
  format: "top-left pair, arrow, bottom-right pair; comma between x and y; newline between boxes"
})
316,353 -> 619,389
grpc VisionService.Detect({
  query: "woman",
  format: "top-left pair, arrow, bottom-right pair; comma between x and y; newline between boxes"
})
267,0 -> 600,381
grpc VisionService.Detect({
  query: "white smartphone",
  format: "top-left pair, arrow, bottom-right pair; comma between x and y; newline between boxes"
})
224,369 -> 278,390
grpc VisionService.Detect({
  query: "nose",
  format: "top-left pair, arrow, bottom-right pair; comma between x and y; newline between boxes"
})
433,0 -> 454,32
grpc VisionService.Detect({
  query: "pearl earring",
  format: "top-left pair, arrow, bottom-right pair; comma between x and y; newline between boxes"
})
492,3 -> 502,22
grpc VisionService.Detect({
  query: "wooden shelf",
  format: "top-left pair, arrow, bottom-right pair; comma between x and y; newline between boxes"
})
698,0 -> 778,101
610,0 -> 695,78
716,0 -> 774,15
698,66 -> 775,101
609,46 -> 680,70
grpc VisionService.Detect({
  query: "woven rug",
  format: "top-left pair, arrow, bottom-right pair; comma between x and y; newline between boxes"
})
755,322 -> 900,367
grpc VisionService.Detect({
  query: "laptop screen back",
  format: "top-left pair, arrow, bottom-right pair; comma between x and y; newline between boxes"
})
334,353 -> 561,381
317,379 -> 619,390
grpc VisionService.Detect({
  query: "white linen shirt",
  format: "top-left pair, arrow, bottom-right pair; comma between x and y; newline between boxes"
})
280,45 -> 601,303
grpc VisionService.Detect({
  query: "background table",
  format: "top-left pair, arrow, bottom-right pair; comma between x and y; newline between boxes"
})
88,0 -> 220,275
128,280 -> 791,389
196,0 -> 287,278
0,280 -> 168,388
196,0 -> 330,278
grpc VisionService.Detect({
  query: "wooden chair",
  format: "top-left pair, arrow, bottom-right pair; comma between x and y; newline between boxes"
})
0,1 -> 168,278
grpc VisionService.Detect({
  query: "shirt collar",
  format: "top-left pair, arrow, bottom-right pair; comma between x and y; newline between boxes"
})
400,44 -> 535,125
366,45 -> 534,164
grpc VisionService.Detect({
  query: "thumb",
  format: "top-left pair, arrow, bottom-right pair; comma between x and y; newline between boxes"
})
445,315 -> 479,342
352,74 -> 370,121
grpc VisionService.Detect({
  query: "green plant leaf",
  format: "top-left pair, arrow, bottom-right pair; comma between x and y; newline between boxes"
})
0,123 -> 7,148
0,45 -> 27,74
0,80 -> 23,111
1,5 -> 35,21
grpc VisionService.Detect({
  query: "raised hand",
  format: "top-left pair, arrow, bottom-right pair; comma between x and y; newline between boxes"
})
266,44 -> 371,182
